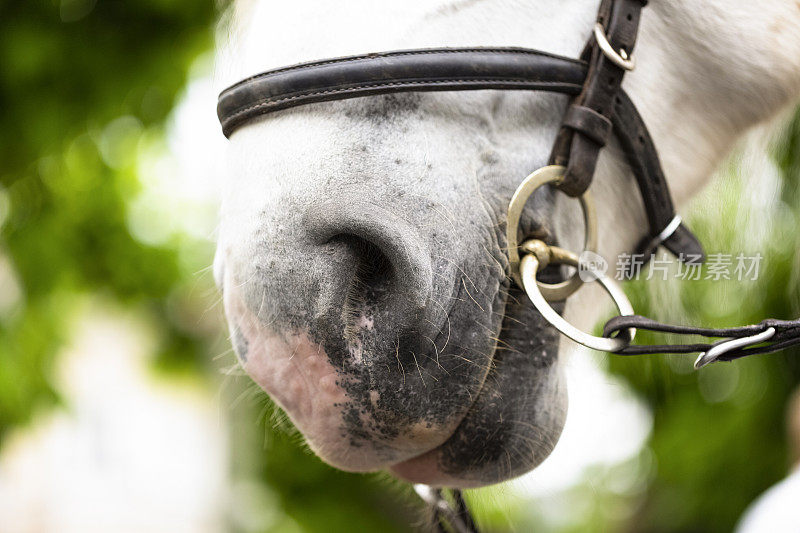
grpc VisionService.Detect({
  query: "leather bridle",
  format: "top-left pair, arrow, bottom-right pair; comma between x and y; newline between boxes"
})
217,0 -> 800,530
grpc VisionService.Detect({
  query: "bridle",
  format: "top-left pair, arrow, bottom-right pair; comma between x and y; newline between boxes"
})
216,0 -> 800,530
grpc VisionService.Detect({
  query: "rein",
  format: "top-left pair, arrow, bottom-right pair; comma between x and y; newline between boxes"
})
217,0 -> 800,530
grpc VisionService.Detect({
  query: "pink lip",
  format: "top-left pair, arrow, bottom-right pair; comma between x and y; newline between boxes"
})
223,285 -> 459,471
223,273 -> 497,483
387,423 -> 490,489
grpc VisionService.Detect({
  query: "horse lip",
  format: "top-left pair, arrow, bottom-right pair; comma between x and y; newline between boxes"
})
386,293 -> 505,469
384,354 -> 490,483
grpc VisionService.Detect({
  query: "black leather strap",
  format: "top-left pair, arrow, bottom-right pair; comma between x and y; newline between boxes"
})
453,490 -> 478,533
562,105 -> 612,146
604,315 -> 800,360
218,48 -> 588,137
427,488 -> 478,533
612,91 -> 705,261
550,0 -> 648,196
545,0 -> 701,263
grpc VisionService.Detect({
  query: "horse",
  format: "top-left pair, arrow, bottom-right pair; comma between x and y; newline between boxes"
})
213,0 -> 800,488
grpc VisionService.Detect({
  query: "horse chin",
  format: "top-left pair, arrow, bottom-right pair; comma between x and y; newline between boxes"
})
390,286 -> 567,488
224,283 -> 469,472
387,364 -> 566,489
225,267 -> 567,485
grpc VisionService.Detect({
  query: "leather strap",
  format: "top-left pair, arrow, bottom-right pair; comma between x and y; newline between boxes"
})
604,315 -> 800,360
562,105 -> 612,146
546,0 -> 700,262
612,91 -> 705,260
550,0 -> 648,196
218,48 -> 588,137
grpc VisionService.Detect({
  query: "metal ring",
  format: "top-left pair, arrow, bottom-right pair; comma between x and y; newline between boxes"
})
521,250 -> 636,352
507,165 -> 597,301
593,23 -> 636,71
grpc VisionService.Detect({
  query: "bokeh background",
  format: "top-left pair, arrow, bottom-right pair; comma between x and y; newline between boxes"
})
1,2 -> 799,532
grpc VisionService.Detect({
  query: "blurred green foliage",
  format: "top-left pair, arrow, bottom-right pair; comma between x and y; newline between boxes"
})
602,112 -> 800,533
0,0 -> 223,440
1,2 -> 799,532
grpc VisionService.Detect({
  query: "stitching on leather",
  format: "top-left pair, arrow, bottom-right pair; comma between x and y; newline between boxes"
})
223,48 -> 583,91
222,79 -> 580,132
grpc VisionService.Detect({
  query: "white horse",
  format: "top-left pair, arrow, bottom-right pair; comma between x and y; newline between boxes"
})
214,0 -> 800,488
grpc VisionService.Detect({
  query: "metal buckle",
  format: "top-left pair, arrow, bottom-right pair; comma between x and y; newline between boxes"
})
694,327 -> 776,369
654,215 -> 682,248
638,214 -> 683,256
593,23 -> 636,71
520,241 -> 636,352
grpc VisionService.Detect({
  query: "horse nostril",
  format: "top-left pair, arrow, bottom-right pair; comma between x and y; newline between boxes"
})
337,235 -> 394,295
302,199 -> 434,336
328,234 -> 394,334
